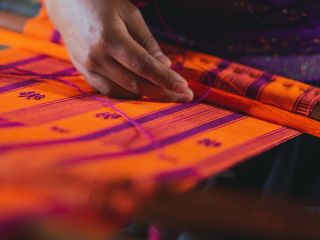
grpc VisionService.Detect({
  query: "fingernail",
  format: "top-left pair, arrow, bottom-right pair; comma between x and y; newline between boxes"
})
173,81 -> 189,94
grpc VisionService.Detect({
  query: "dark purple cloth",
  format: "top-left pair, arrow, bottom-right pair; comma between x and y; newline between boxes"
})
139,0 -> 320,83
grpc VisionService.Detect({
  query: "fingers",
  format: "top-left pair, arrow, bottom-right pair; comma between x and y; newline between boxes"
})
124,9 -> 171,67
61,2 -> 193,102
96,56 -> 194,102
104,29 -> 193,100
69,52 -> 138,99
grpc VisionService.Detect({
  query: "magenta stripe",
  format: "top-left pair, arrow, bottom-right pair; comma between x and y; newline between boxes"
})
0,55 -> 47,70
56,113 -> 245,166
0,103 -> 197,152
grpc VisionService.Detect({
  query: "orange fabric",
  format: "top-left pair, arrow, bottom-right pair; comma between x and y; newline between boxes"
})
0,27 -> 319,136
0,4 -> 318,231
0,28 -> 69,59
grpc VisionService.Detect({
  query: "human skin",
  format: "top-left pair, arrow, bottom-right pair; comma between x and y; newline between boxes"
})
45,0 -> 194,102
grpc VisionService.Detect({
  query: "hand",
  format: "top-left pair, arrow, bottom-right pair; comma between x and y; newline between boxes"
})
45,0 -> 194,102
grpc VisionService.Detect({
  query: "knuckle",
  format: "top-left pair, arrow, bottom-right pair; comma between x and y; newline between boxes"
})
142,35 -> 158,51
84,53 -> 99,70
100,28 -> 123,53
131,53 -> 150,75
103,33 -> 122,52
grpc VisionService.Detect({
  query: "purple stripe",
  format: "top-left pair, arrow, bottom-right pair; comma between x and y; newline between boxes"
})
0,103 -> 197,152
0,55 -> 47,70
0,55 -> 48,93
0,67 -> 78,94
52,67 -> 77,76
51,31 -> 61,44
0,122 -> 24,128
57,113 -> 245,166
8,67 -> 78,79
202,60 -> 231,86
0,79 -> 40,93
245,73 -> 273,99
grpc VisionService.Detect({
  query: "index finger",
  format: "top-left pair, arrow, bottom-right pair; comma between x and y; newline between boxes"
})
105,26 -> 193,99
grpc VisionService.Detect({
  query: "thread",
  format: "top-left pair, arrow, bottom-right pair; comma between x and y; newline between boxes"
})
1,65 -> 167,158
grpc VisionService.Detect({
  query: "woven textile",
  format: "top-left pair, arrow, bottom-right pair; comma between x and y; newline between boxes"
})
1,3 -> 319,233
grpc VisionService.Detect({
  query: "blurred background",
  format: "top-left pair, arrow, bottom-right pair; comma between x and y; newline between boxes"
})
0,0 -> 40,17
